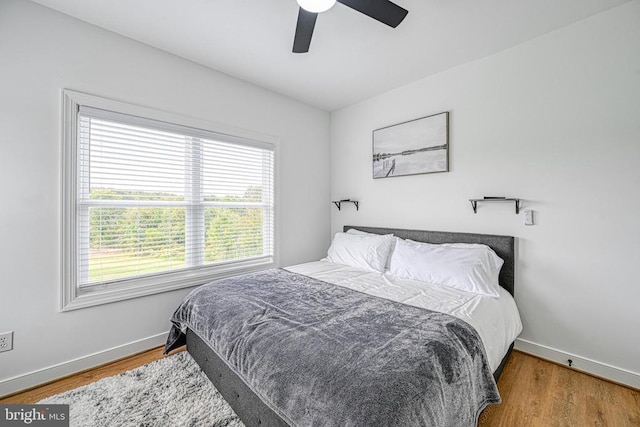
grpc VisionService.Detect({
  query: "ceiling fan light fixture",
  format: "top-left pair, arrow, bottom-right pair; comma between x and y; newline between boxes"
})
296,0 -> 336,13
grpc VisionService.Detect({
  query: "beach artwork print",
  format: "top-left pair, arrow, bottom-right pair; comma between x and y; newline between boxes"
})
373,112 -> 449,178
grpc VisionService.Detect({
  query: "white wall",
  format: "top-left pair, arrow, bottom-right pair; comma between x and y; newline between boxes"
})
331,2 -> 640,386
0,0 -> 330,394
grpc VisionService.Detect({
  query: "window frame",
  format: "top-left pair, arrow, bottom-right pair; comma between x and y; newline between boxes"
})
61,89 -> 278,311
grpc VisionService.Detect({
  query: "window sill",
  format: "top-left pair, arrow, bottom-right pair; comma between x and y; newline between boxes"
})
60,257 -> 275,312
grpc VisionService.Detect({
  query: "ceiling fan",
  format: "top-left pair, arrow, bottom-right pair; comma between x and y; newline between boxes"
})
293,0 -> 408,53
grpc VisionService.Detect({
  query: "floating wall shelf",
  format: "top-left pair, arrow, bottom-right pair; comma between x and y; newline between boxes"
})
469,197 -> 520,214
332,199 -> 359,211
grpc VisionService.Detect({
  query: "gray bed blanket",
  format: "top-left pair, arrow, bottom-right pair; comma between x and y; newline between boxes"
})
165,268 -> 500,426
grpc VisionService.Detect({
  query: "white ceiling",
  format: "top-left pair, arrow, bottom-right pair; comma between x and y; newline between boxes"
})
31,0 -> 630,111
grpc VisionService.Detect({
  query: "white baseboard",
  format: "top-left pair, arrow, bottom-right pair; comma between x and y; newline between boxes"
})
0,331 -> 168,398
515,338 -> 640,390
3,334 -> 637,398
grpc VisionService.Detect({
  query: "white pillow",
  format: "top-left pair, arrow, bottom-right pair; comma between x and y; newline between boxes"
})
327,232 -> 394,272
346,228 -> 396,270
389,238 -> 504,297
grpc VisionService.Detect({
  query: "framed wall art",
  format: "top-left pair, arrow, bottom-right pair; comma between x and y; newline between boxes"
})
372,111 -> 449,178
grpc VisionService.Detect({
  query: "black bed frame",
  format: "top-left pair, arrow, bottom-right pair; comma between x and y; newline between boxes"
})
187,226 -> 517,427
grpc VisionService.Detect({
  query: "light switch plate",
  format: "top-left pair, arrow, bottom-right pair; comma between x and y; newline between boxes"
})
524,209 -> 534,226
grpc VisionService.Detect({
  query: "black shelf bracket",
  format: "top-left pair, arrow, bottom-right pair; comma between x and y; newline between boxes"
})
333,199 -> 359,211
469,197 -> 520,214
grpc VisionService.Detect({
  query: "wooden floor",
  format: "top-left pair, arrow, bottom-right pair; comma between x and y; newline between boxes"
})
0,346 -> 183,405
479,351 -> 640,426
2,349 -> 638,426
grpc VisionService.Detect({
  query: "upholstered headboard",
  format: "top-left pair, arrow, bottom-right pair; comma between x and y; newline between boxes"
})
343,225 -> 516,297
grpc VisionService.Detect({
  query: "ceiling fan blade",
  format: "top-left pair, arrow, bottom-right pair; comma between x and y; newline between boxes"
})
337,0 -> 408,28
293,8 -> 318,53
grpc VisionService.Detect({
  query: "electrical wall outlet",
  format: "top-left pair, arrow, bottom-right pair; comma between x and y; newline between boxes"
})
0,331 -> 13,353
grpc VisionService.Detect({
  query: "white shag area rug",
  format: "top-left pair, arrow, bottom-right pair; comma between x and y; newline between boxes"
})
39,351 -> 245,427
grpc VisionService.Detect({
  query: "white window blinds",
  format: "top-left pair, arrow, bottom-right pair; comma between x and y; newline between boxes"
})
76,106 -> 274,287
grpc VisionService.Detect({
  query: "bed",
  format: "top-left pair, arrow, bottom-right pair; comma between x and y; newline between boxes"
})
165,226 -> 522,426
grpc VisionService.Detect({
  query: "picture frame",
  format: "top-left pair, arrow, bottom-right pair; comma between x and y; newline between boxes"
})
372,111 -> 449,178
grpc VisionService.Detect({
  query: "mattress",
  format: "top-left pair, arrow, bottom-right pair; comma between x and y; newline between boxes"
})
168,267 -> 501,426
285,260 -> 522,372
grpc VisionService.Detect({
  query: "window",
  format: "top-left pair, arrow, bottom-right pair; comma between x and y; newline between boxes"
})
62,90 -> 276,311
